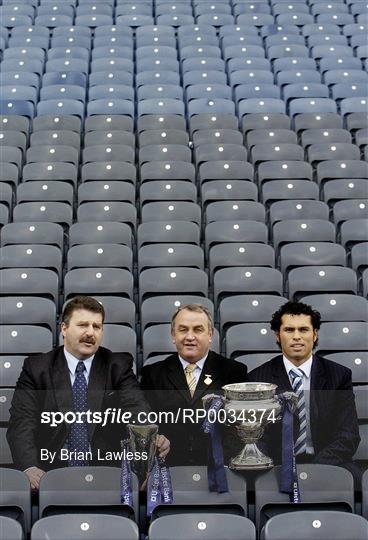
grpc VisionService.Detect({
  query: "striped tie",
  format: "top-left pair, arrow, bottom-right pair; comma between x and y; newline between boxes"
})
290,368 -> 307,456
185,363 -> 198,397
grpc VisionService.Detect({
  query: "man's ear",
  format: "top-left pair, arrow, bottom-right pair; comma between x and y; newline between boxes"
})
61,321 -> 67,337
275,331 -> 280,345
313,329 -> 318,344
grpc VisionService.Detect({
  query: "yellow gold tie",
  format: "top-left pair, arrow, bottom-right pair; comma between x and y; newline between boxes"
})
185,363 -> 198,397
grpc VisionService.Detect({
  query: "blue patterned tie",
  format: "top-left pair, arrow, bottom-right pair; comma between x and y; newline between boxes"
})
290,368 -> 307,456
68,361 -> 90,466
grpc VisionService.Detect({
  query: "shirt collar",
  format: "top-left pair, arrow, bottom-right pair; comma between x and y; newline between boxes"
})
179,354 -> 208,372
283,354 -> 313,378
64,347 -> 94,376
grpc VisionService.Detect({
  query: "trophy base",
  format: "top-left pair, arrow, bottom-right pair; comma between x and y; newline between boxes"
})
229,458 -> 274,471
229,442 -> 274,471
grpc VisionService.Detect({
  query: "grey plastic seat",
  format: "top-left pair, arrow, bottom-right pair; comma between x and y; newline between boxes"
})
0,268 -> 58,303
140,295 -> 214,333
64,268 -> 133,300
255,464 -> 354,532
69,222 -> 132,248
325,352 -> 368,384
13,202 -> 72,228
138,129 -> 187,147
258,160 -> 313,185
205,201 -> 265,224
0,388 -> 13,422
138,244 -> 204,272
30,130 -> 80,151
99,325 -> 136,361
140,162 -> 195,184
31,514 -> 139,540
0,516 -> 23,540
81,162 -> 136,185
189,114 -> 238,135
262,511 -> 368,540
32,115 -> 81,134
78,182 -> 134,205
139,267 -> 208,304
294,113 -> 342,134
202,179 -> 257,205
150,465 -> 247,516
137,221 -> 200,248
0,130 -> 27,155
301,293 -> 368,322
16,181 -> 73,206
301,129 -> 352,148
273,219 -> 336,252
307,143 -> 360,165
263,181 -> 319,207
246,129 -> 297,148
333,200 -> 368,229
0,325 -> 53,355
351,242 -> 368,275
141,202 -> 201,226
198,161 -> 254,183
37,100 -> 85,119
225,323 -> 279,358
136,114 -> 185,133
317,159 -> 368,183
26,145 -> 79,166
0,297 -> 56,337
280,242 -> 346,275
139,144 -> 191,165
0,354 -> 24,386
210,243 -> 274,280
0,468 -> 32,533
340,219 -> 368,250
323,180 -> 368,207
38,467 -> 138,520
0,244 -> 62,277
269,201 -> 329,226
214,267 -> 283,305
195,143 -> 247,166
84,115 -> 133,133
205,221 -> 268,256
219,295 -> 287,332
149,514 -> 255,540
0,222 -> 64,249
77,202 -> 136,231
140,182 -> 196,208
67,244 -> 132,272
88,296 -> 135,329
83,144 -> 134,165
288,266 -> 357,298
142,323 -> 179,361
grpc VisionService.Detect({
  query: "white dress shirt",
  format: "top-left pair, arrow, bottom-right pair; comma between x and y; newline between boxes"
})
283,355 -> 315,455
64,348 -> 94,385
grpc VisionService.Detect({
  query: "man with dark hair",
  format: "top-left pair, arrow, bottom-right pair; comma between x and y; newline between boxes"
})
248,300 -> 360,477
140,304 -> 247,466
7,296 -> 169,490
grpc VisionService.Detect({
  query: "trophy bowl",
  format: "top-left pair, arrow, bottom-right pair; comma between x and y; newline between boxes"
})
222,382 -> 282,471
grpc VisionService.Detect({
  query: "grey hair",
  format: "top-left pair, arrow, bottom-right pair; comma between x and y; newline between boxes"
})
171,303 -> 214,332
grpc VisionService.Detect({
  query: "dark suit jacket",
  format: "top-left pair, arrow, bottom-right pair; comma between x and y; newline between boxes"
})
140,351 -> 247,466
7,346 -> 150,471
248,354 -> 360,466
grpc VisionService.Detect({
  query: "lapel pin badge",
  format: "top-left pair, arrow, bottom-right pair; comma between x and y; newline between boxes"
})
204,374 -> 212,385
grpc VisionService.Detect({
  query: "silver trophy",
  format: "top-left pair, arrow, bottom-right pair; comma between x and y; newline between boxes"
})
204,383 -> 295,470
126,424 -> 158,487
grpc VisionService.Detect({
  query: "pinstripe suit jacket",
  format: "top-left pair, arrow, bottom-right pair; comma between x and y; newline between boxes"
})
248,354 -> 360,465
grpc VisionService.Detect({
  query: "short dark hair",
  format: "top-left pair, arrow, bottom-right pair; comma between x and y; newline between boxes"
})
270,301 -> 321,332
62,296 -> 105,325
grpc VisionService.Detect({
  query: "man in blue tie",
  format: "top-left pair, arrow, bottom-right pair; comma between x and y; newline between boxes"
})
7,296 -> 170,490
248,301 -> 361,479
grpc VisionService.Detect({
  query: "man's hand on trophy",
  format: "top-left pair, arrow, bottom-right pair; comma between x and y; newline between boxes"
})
156,434 -> 170,459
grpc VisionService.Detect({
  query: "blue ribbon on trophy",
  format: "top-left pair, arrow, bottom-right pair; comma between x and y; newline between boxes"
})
120,424 -> 173,517
201,395 -> 229,493
278,392 -> 301,503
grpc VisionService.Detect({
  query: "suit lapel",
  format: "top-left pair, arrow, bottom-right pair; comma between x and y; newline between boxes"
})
271,355 -> 293,393
166,355 -> 193,403
87,349 -> 108,440
193,352 -> 221,403
310,354 -> 327,429
52,348 -> 74,414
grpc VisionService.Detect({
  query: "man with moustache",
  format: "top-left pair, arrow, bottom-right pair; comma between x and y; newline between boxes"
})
248,301 -> 361,479
140,304 -> 248,466
7,296 -> 169,490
